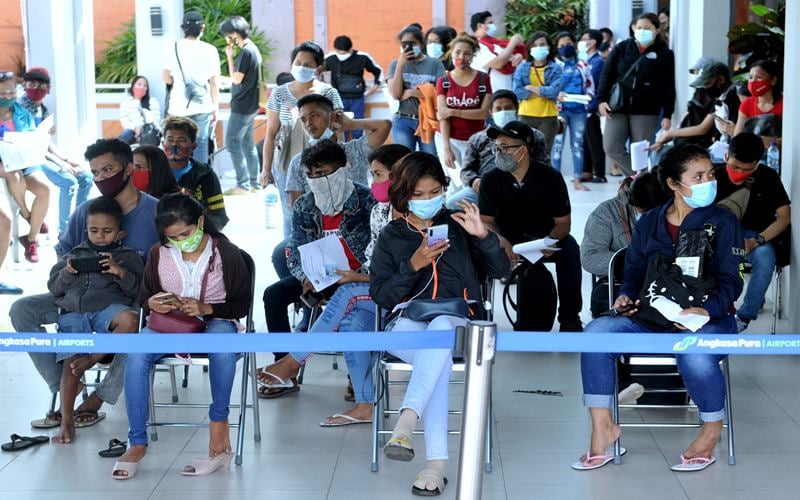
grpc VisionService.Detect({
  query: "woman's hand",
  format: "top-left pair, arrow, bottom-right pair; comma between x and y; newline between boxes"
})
649,130 -> 671,151
99,252 -> 125,279
557,91 -> 567,103
524,85 -> 539,95
180,298 -> 212,317
148,295 -> 177,314
335,269 -> 368,284
599,102 -> 612,119
443,147 -> 456,169
436,107 -> 453,121
674,307 -> 709,330
410,237 -> 450,272
451,201 -> 489,239
613,295 -> 639,317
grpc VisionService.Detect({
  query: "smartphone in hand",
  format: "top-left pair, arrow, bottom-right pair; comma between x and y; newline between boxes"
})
71,256 -> 106,273
155,292 -> 182,307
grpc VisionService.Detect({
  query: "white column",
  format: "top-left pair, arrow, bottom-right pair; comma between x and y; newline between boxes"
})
135,0 -> 183,117
433,0 -> 447,27
784,1 -> 799,331
313,0 -> 327,49
253,0 -> 295,79
22,0 -> 97,158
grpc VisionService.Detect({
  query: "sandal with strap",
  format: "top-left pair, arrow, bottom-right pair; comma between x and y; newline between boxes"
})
383,435 -> 415,462
670,454 -> 717,472
99,438 -> 127,458
570,446 -> 627,470
411,468 -> 448,497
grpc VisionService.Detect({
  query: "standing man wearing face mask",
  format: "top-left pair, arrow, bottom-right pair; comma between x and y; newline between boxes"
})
161,117 -> 228,229
259,140 -> 375,395
478,121 -> 584,331
162,11 -> 220,165
579,29 -> 608,183
10,139 -> 159,431
469,10 -> 526,92
324,35 -> 383,141
447,90 -> 547,210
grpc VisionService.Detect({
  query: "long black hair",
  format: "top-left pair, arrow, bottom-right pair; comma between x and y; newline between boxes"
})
155,192 -> 222,245
133,146 -> 181,199
129,75 -> 151,110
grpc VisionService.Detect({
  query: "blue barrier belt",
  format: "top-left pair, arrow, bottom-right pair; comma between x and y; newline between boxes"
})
0,331 -> 455,354
497,332 -> 800,355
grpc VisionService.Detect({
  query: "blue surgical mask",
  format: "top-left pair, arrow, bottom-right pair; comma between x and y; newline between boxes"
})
426,42 -> 443,59
408,194 -> 445,220
530,46 -> 549,61
492,110 -> 517,128
678,180 -> 717,209
291,65 -> 316,83
308,127 -> 335,146
486,23 -> 497,37
634,29 -> 655,46
558,45 -> 577,59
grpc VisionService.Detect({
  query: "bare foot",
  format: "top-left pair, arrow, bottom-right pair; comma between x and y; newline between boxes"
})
682,421 -> 722,460
321,403 -> 374,425
69,354 -> 105,378
573,180 -> 590,191
75,391 -> 103,418
257,356 -> 302,385
113,445 -> 147,478
580,417 -> 621,466
209,420 -> 232,457
51,414 -> 75,444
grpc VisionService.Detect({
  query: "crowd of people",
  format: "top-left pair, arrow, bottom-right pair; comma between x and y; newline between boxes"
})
0,7 -> 790,497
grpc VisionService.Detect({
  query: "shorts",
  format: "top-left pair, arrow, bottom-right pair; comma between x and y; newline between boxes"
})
55,303 -> 137,363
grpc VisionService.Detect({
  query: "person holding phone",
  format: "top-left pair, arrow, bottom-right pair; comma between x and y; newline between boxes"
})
575,145 -> 743,472
369,152 -> 508,495
47,197 -> 143,445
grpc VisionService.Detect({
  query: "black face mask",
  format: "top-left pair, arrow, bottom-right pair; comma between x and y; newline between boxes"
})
88,240 -> 122,253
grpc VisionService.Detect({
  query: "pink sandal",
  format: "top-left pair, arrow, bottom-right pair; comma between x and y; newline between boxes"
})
180,451 -> 234,476
670,454 -> 717,472
571,446 -> 627,470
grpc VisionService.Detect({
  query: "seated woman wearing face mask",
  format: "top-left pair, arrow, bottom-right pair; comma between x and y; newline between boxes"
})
575,144 -> 744,473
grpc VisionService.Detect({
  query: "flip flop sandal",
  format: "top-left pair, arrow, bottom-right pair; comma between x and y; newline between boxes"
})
257,384 -> 300,399
670,454 -> 717,472
257,371 -> 296,389
1,434 -> 49,452
383,436 -> 415,462
571,446 -> 627,471
99,438 -> 127,458
180,451 -> 234,476
411,468 -> 448,496
319,413 -> 372,427
30,412 -> 61,429
73,410 -> 106,428
111,461 -> 139,480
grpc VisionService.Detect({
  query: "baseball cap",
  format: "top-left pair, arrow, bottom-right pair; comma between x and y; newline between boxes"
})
486,121 -> 537,149
689,56 -> 715,75
23,67 -> 50,83
182,11 -> 204,26
690,61 -> 730,88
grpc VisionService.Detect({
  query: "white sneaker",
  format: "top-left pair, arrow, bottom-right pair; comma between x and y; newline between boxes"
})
618,383 -> 645,405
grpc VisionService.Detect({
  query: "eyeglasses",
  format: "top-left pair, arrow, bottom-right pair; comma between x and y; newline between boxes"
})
491,143 -> 524,155
22,80 -> 49,89
0,71 -> 14,82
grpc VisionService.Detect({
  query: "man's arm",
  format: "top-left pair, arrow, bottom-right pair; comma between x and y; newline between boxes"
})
757,204 -> 791,244
482,35 -> 524,70
339,113 -> 391,150
550,214 -> 571,241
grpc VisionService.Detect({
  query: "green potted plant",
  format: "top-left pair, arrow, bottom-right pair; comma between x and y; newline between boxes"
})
726,2 -> 784,79
503,0 -> 588,42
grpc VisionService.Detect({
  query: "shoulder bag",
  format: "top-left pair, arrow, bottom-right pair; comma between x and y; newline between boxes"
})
608,46 -> 649,112
175,42 -> 208,108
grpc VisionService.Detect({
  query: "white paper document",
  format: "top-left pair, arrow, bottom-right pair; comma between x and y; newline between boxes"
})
630,139 -> 650,172
0,115 -> 53,172
512,237 -> 560,265
650,296 -> 710,332
562,93 -> 591,104
298,234 -> 350,291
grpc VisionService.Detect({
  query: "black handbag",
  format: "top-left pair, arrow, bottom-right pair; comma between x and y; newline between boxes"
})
138,122 -> 162,146
404,298 -> 471,322
608,47 -> 649,112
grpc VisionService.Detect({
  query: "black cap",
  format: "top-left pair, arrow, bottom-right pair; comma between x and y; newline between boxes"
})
486,121 -> 537,148
690,61 -> 730,88
182,11 -> 204,26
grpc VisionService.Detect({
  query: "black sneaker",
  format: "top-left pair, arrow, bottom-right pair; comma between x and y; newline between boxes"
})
559,320 -> 583,332
735,315 -> 750,333
590,176 -> 608,183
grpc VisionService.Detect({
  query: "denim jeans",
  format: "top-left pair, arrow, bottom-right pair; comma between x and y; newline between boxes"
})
391,115 -> 437,155
188,112 -> 213,164
271,161 -> 293,239
289,282 -> 376,403
39,161 -> 93,233
738,229 -> 777,321
226,111 -> 260,190
581,314 -> 736,422
552,111 -> 587,177
342,97 -> 365,140
388,315 -> 465,460
125,319 -> 239,446
445,186 -> 479,211
55,303 -> 135,363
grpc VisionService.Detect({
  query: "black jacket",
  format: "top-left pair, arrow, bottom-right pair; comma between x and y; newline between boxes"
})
324,51 -> 382,99
598,38 -> 675,116
369,210 -> 510,311
179,159 -> 229,229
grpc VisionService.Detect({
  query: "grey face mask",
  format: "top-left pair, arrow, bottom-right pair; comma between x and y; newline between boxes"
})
495,151 -> 520,173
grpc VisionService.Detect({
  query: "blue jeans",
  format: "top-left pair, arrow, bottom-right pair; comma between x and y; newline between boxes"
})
551,111 -> 587,177
55,303 -> 134,363
342,97 -> 365,140
445,186 -> 479,211
39,161 -> 93,233
738,229 -> 777,321
125,319 -> 240,446
290,282 -> 376,403
271,162 -> 293,239
272,238 -> 291,280
391,114 -> 437,154
226,111 -> 260,189
581,314 -> 736,422
188,112 -> 213,164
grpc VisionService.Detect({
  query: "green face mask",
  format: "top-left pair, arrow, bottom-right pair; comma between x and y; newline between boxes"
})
167,220 -> 204,253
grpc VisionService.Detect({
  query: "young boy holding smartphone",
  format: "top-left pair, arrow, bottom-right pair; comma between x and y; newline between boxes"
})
46,196 -> 144,444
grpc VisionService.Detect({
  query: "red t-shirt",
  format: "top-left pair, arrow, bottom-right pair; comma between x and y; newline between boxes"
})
436,71 -> 492,141
665,219 -> 680,243
739,96 -> 783,119
478,36 -> 526,75
322,213 -> 361,271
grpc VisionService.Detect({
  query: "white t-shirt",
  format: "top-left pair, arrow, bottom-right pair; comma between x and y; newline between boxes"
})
471,44 -> 513,92
162,38 -> 221,116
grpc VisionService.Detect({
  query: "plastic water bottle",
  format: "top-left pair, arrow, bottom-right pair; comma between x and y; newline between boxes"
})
264,184 -> 279,229
767,142 -> 780,172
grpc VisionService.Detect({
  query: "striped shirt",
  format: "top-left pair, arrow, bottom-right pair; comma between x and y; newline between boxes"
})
266,83 -> 344,125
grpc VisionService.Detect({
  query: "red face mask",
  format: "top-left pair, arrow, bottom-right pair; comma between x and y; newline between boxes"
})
747,80 -> 771,97
25,88 -> 47,102
726,164 -> 753,184
132,87 -> 147,99
453,57 -> 471,70
370,179 -> 391,203
132,169 -> 151,192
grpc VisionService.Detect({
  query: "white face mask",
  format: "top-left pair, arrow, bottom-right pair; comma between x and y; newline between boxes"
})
291,65 -> 316,83
577,40 -> 590,60
307,167 -> 354,216
335,52 -> 351,62
492,110 -> 517,128
426,42 -> 443,59
486,23 -> 497,37
308,127 -> 335,145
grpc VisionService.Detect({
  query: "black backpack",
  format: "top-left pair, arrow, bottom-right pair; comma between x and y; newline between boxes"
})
503,261 -> 557,331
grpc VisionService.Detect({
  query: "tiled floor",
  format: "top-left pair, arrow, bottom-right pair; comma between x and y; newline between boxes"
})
0,170 -> 797,499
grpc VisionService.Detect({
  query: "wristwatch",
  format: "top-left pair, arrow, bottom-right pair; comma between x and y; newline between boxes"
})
754,234 -> 767,246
